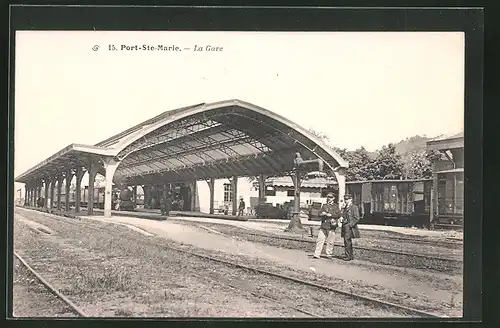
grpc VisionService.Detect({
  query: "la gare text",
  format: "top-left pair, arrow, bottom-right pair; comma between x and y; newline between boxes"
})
111,44 -> 223,52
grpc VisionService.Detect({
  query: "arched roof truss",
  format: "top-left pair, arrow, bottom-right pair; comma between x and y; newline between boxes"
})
15,100 -> 348,186
115,100 -> 347,185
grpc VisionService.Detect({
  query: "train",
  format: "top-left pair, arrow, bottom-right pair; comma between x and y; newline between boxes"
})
343,171 -> 463,229
144,183 -> 191,211
344,179 -> 433,228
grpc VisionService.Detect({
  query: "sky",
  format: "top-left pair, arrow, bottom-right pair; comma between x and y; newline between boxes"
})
13,31 -> 464,193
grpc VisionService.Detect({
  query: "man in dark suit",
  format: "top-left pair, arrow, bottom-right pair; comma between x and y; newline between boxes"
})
238,197 -> 246,217
160,196 -> 166,216
340,194 -> 361,261
164,192 -> 172,218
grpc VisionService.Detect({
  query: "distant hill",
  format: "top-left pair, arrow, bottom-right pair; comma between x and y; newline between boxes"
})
393,135 -> 434,156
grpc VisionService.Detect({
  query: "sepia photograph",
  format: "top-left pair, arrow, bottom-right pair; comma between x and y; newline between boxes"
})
12,28 -> 466,319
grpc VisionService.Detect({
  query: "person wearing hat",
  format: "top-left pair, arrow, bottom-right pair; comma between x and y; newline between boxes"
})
313,192 -> 342,259
238,196 -> 246,217
340,194 -> 361,261
164,192 -> 173,219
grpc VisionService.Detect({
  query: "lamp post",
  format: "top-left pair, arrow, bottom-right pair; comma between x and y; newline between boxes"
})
285,152 -> 325,233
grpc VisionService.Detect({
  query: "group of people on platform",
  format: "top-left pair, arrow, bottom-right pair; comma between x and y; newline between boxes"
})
313,192 -> 360,261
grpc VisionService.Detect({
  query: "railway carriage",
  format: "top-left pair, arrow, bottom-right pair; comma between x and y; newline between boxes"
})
433,168 -> 464,227
347,179 -> 433,227
344,177 -> 463,229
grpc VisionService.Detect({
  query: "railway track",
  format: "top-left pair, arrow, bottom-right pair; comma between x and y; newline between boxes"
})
162,242 -> 443,318
189,223 -> 463,273
16,208 -> 451,317
13,251 -> 87,317
198,271 -> 322,317
240,231 -> 462,262
19,206 -> 463,272
374,235 -> 462,248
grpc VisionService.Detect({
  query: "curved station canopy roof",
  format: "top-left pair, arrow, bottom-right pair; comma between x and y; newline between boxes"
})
16,100 -> 348,185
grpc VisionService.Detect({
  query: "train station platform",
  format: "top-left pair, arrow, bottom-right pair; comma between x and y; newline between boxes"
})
21,205 -> 463,240
121,207 -> 463,240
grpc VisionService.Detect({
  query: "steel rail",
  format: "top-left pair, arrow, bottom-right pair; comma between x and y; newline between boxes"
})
166,244 -> 444,318
16,210 -> 320,319
211,275 -> 323,318
13,251 -> 87,317
165,217 -> 463,265
228,231 -> 464,263
16,207 -> 445,318
371,235 -> 462,248
118,208 -> 463,261
16,209 -> 320,318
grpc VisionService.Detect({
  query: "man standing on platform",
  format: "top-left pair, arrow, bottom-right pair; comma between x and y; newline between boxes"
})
340,194 -> 361,261
164,192 -> 172,218
160,195 -> 166,216
312,193 -> 341,259
238,197 -> 245,217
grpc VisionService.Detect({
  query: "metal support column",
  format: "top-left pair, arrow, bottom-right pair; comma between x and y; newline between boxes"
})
286,153 -> 327,232
35,184 -> 40,206
64,170 -> 74,211
75,167 -> 85,213
87,161 -> 99,216
33,187 -> 37,206
208,178 -> 215,214
44,178 -> 50,209
191,180 -> 199,212
231,176 -> 238,215
293,170 -> 302,218
49,179 -> 55,209
258,173 -> 266,204
57,176 -> 63,210
24,187 -> 28,206
430,170 -> 439,228
143,185 -> 150,209
103,158 -> 119,218
27,185 -> 32,206
26,187 -> 31,206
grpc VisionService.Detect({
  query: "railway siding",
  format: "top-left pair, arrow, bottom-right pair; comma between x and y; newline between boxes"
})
12,256 -> 79,318
168,220 -> 463,274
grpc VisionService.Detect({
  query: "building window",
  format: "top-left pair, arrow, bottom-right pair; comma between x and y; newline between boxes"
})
321,190 -> 338,198
223,183 -> 233,202
287,190 -> 295,197
265,186 -> 276,196
384,185 -> 398,211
